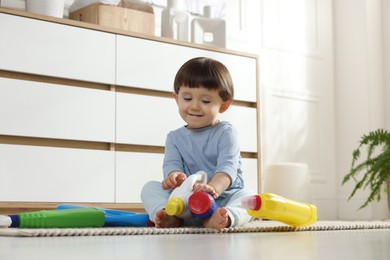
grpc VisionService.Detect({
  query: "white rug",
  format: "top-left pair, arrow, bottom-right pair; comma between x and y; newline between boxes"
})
1,220 -> 390,237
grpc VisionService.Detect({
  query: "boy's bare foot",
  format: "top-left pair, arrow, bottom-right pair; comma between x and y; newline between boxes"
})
202,207 -> 230,230
155,209 -> 183,228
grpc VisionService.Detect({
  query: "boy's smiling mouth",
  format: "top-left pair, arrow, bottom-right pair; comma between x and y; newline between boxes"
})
188,113 -> 203,117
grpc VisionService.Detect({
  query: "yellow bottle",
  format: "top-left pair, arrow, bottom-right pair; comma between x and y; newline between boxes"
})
241,193 -> 317,227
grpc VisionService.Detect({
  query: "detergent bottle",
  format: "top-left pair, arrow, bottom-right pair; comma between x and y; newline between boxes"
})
241,193 -> 317,227
165,171 -> 207,219
0,208 -> 105,228
188,191 -> 219,219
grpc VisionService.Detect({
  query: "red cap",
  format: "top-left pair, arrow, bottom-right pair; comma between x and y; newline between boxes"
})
241,195 -> 262,210
254,195 -> 261,210
188,192 -> 212,215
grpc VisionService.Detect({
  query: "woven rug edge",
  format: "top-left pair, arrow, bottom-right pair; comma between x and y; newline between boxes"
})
1,220 -> 389,237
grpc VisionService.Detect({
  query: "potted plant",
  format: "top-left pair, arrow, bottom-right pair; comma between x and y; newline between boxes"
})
342,128 -> 390,210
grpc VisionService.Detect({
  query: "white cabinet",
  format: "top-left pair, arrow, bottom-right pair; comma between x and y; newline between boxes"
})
0,77 -> 115,142
116,93 -> 184,146
0,8 -> 260,208
0,13 -> 116,84
220,106 -> 258,152
0,144 -> 115,202
117,93 -> 257,152
116,36 -> 257,102
116,152 -> 164,203
241,158 -> 259,193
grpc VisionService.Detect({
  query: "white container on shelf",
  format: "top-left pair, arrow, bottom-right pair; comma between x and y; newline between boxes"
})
25,0 -> 65,18
191,5 -> 226,48
161,0 -> 189,42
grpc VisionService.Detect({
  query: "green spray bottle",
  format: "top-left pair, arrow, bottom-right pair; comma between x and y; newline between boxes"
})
0,208 -> 105,228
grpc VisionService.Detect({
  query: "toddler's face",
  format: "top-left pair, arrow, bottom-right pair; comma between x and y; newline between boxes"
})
174,86 -> 227,129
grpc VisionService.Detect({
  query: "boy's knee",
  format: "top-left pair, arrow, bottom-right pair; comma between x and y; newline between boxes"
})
141,181 -> 161,197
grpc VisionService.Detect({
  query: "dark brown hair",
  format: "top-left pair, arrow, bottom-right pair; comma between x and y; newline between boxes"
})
173,57 -> 234,101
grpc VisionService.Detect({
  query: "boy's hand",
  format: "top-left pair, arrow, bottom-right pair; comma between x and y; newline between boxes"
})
192,172 -> 231,199
162,171 -> 187,190
192,183 -> 219,199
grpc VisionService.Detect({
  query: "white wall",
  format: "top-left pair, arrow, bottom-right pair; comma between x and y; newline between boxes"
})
250,0 -> 338,220
384,0 -> 390,131
334,0 -> 389,220
238,0 -> 389,220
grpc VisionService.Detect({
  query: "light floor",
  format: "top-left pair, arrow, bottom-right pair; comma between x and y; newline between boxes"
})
1,229 -> 389,260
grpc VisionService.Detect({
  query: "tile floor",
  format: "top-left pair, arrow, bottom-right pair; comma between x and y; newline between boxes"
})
0,229 -> 389,260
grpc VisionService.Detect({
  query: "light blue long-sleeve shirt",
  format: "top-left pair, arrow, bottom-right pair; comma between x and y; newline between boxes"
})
163,121 -> 244,199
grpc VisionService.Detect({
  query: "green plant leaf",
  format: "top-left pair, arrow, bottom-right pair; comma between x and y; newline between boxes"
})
342,128 -> 390,209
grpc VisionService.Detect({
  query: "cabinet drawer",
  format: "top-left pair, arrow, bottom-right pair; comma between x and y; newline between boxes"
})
116,36 -> 257,102
116,93 -> 184,146
0,13 -> 115,84
220,106 -> 258,152
0,144 -> 115,202
116,93 -> 257,152
0,77 -> 115,142
116,152 -> 164,203
241,158 -> 259,193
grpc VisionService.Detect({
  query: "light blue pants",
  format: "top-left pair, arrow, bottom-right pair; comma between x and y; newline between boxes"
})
141,181 -> 256,227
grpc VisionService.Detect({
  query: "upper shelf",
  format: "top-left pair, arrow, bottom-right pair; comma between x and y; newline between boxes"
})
0,7 -> 258,103
0,7 -> 258,58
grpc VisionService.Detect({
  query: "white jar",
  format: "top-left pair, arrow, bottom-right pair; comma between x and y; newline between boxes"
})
26,0 -> 65,18
161,0 -> 190,42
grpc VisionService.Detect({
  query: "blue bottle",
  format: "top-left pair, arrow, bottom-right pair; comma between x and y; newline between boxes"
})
188,192 -> 219,219
56,204 -> 149,227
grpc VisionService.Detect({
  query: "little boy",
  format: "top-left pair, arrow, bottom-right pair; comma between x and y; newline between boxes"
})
141,57 -> 255,229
